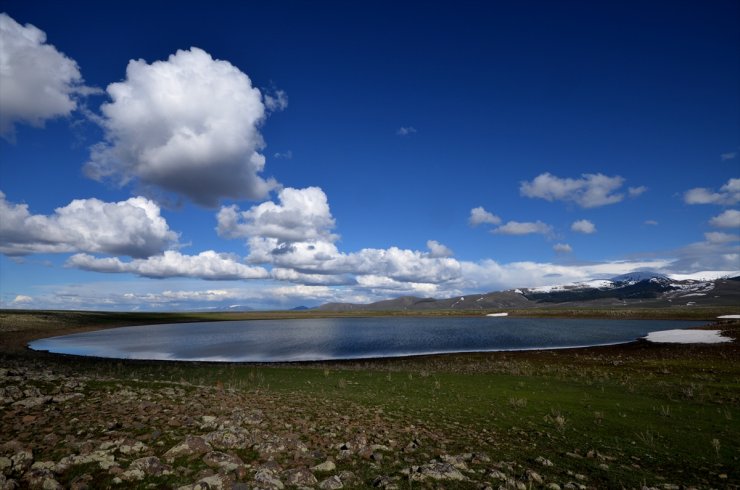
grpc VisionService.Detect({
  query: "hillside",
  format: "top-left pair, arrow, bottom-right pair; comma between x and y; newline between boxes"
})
318,274 -> 740,311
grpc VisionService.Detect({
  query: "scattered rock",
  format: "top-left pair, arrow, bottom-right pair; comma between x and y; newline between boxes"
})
180,473 -> 234,490
21,468 -> 61,489
128,456 -> 171,476
535,456 -> 554,467
11,451 -> 33,475
527,470 -> 543,484
372,475 -> 398,489
253,468 -> 284,489
282,468 -> 317,487
202,452 -> 243,472
164,436 -> 211,462
312,460 -> 336,472
204,429 -> 251,450
12,396 -> 51,409
319,475 -> 343,489
407,462 -> 466,482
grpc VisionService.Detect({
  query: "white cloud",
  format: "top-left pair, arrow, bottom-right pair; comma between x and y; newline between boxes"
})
520,172 -> 630,208
67,250 -> 269,280
683,178 -> 740,206
0,192 -> 178,257
12,294 -> 32,304
271,268 -> 356,286
493,220 -> 553,236
460,258 -> 673,292
426,240 -> 454,258
721,152 -> 737,161
263,89 -> 288,112
273,150 -> 293,159
468,206 -> 501,226
666,239 -> 740,273
217,187 -> 337,243
0,13 -> 93,140
628,186 -> 648,198
84,47 -> 277,207
709,209 -> 740,228
704,232 -> 740,244
571,219 -> 596,234
553,243 -> 573,253
355,275 -> 442,295
396,126 -> 417,136
644,220 -> 659,226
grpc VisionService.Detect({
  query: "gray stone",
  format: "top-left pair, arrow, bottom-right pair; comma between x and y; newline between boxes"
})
202,452 -> 243,472
253,468 -> 284,489
312,460 -> 336,472
164,436 -> 211,462
282,468 -> 317,487
318,475 -> 343,489
203,429 -> 250,450
11,451 -> 33,474
13,396 -> 51,408
408,462 -> 465,482
535,456 -> 554,467
129,456 -> 171,476
21,468 -> 61,489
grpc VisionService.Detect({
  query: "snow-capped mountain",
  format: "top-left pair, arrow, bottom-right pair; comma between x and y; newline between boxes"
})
318,271 -> 740,311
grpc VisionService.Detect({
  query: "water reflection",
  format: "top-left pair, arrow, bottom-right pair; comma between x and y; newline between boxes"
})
28,317 -> 701,362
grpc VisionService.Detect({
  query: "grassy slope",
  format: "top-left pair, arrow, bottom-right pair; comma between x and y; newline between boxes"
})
1,310 -> 738,488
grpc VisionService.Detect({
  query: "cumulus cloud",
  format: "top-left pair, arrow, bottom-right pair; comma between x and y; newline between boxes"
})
553,243 -> 573,253
683,178 -> 740,206
628,186 -> 648,198
571,219 -> 596,234
644,220 -> 659,226
12,294 -> 32,304
217,187 -> 337,243
0,13 -> 94,140
721,152 -> 737,161
263,89 -> 288,112
396,126 -> 417,136
710,209 -> 740,228
493,220 -> 553,236
426,240 -> 453,258
468,206 -> 501,226
84,47 -> 277,207
271,268 -> 356,286
0,192 -> 178,257
520,172 -> 631,208
67,250 -> 269,280
704,232 -> 740,244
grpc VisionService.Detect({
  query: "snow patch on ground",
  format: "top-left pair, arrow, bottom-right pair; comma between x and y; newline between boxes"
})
486,312 -> 508,317
644,329 -> 732,344
718,315 -> 740,319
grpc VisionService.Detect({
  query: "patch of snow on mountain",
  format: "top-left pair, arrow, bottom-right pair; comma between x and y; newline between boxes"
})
668,271 -> 740,282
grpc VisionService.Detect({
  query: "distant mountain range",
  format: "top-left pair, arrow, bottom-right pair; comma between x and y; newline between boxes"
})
317,272 -> 740,311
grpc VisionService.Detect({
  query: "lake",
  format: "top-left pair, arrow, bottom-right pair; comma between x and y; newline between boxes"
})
27,317 -> 702,362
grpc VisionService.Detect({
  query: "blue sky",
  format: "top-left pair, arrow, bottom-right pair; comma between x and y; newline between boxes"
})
1,1 -> 738,310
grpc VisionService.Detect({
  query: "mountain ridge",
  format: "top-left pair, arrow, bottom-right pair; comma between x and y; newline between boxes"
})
317,273 -> 740,311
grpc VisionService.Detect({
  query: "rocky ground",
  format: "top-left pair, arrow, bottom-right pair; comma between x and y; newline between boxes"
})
0,360 -> 593,490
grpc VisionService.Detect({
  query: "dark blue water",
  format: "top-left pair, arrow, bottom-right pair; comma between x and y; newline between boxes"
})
27,317 -> 701,362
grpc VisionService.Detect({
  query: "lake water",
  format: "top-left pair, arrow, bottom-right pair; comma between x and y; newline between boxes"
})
27,317 -> 702,362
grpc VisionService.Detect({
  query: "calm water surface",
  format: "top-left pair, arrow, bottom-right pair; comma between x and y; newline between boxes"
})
28,317 -> 701,362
